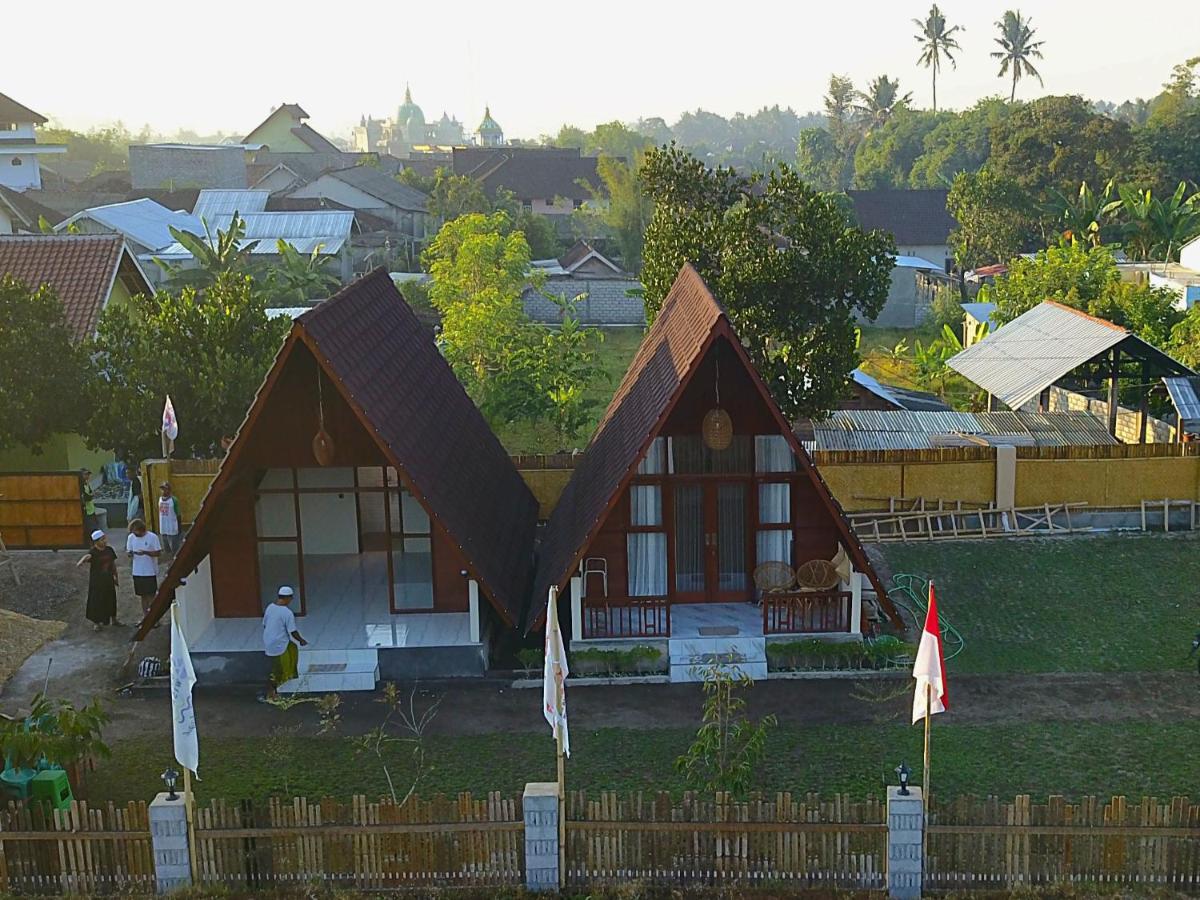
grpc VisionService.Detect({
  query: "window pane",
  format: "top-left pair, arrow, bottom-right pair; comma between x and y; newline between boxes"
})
637,437 -> 666,474
392,536 -> 433,610
259,467 -> 294,490
627,532 -> 667,596
717,483 -> 748,592
256,492 -> 296,537
299,492 -> 359,554
756,529 -> 792,566
672,435 -> 752,474
296,466 -> 354,488
759,483 -> 791,524
755,435 -> 795,472
630,484 -> 662,526
401,490 -> 430,535
674,484 -> 703,593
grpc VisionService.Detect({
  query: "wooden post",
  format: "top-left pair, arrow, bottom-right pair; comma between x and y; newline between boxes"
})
1138,362 -> 1150,444
182,768 -> 199,885
556,728 -> 566,889
922,681 -> 932,879
1107,347 -> 1121,437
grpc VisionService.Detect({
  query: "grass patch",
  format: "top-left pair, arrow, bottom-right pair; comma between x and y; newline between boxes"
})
494,326 -> 644,454
87,719 -> 1195,806
882,534 -> 1199,674
857,324 -> 980,411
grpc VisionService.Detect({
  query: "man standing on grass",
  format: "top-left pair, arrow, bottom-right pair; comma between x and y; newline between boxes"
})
261,586 -> 307,701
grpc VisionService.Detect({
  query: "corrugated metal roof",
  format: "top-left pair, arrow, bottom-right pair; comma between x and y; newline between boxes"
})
211,210 -> 354,240
851,369 -> 900,406
152,235 -> 346,259
894,255 -> 941,269
1164,376 -> 1200,429
193,189 -> 270,219
961,301 -> 997,325
810,408 -> 1117,450
56,199 -> 202,253
948,301 -> 1131,410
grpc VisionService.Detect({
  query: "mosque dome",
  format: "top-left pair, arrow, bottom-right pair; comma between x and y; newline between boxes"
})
396,85 -> 425,130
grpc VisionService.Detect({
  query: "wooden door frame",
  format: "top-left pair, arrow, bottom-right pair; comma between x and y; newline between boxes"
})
670,476 -> 754,604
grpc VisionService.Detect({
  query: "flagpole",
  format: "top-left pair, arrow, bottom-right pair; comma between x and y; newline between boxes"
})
922,680 -> 931,875
182,766 -> 199,881
556,724 -> 566,889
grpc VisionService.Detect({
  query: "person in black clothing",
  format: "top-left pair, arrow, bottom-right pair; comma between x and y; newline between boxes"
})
77,529 -> 121,631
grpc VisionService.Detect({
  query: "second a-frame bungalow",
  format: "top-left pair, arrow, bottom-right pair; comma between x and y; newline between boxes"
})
530,264 -> 902,682
134,269 -> 538,690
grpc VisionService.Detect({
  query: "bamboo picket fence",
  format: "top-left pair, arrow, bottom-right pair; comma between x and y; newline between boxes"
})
928,795 -> 1200,888
4,793 -> 1200,893
0,799 -> 154,894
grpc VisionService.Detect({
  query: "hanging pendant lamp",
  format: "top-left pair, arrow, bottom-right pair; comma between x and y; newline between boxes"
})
311,368 -> 336,466
702,358 -> 733,451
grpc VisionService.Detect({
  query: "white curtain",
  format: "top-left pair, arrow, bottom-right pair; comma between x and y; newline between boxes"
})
757,530 -> 792,566
637,437 -> 666,474
755,435 -> 795,472
627,533 -> 667,596
630,485 -> 662,526
758,483 -> 790,524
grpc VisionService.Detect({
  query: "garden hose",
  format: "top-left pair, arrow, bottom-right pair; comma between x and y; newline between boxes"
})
887,573 -> 965,661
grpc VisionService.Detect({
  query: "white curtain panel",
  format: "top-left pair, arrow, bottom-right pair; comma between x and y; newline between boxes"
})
755,435 -> 795,472
637,436 -> 667,474
758,483 -> 790,524
630,485 -> 663,526
627,532 -> 667,596
756,529 -> 792,566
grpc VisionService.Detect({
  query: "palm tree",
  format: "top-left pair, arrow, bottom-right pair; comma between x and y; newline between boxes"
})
991,10 -> 1045,102
913,5 -> 963,111
853,76 -> 913,132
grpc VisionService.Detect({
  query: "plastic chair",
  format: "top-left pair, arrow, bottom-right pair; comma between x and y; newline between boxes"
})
581,557 -> 608,598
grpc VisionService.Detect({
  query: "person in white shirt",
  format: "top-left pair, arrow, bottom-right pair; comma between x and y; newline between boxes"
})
125,519 -> 162,625
157,481 -> 181,557
261,586 -> 307,700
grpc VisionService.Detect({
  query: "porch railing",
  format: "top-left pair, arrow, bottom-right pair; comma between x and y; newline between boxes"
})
762,590 -> 852,635
582,598 -> 670,639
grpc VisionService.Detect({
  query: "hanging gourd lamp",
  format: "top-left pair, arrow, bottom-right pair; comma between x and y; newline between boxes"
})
312,368 -> 336,466
702,357 -> 733,451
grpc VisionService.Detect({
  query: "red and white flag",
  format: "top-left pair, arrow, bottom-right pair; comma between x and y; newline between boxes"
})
912,581 -> 949,724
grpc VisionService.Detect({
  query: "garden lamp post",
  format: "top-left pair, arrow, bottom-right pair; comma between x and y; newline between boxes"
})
161,767 -> 180,801
895,761 -> 911,796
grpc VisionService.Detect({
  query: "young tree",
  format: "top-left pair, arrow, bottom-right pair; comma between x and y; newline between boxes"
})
992,10 -> 1045,102
575,153 -> 653,271
0,277 -> 89,452
913,4 -> 963,112
641,145 -> 895,419
425,169 -> 493,221
85,272 -> 290,459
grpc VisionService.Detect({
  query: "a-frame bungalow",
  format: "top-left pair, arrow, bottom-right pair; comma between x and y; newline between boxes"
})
135,269 -> 538,690
531,264 -> 902,682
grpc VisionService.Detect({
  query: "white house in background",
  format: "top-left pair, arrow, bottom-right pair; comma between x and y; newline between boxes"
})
0,92 -> 66,192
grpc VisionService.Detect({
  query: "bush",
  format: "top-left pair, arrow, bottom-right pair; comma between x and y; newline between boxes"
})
570,645 -> 665,677
516,648 -> 543,672
766,637 -> 912,671
928,284 -> 965,333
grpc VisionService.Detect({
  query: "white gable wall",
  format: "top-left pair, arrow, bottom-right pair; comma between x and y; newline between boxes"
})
289,176 -> 387,212
1182,236 -> 1200,271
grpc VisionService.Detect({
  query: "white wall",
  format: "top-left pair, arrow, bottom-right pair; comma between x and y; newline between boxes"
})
1181,237 -> 1200,271
0,153 -> 41,191
531,197 -> 576,216
0,124 -> 37,140
178,556 -> 214,645
297,467 -> 359,555
0,206 -> 12,234
290,177 -> 387,211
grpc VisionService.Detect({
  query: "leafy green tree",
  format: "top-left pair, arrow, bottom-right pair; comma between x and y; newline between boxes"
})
262,240 -> 341,306
425,169 -> 493,221
514,209 -> 562,260
796,127 -> 850,192
853,108 -> 946,189
824,74 -> 859,146
574,154 -> 653,270
854,75 -> 913,133
153,213 -> 258,291
0,277 -> 89,452
947,168 -> 1034,268
641,145 -> 895,419
675,663 -> 777,797
991,10 -> 1045,102
85,272 -> 290,459
1169,306 -> 1200,368
913,4 -> 963,112
908,98 -> 1011,187
423,213 -> 600,436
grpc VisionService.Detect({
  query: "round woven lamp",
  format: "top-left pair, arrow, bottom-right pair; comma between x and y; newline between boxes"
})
311,370 -> 336,466
702,407 -> 733,450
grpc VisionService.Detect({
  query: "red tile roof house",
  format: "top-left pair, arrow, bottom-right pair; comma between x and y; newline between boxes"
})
134,269 -> 538,691
529,265 -> 902,683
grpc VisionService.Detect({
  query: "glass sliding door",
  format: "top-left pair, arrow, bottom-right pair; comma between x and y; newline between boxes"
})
673,483 -> 704,596
716,483 -> 748,594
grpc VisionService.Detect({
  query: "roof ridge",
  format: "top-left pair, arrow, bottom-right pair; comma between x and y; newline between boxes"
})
1041,299 -> 1128,333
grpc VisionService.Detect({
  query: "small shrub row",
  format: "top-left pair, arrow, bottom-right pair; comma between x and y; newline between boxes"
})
515,645 -> 666,677
766,635 -> 911,672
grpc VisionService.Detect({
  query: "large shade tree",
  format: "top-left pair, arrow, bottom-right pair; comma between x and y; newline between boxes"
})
992,10 -> 1045,102
913,4 -> 963,112
640,145 -> 895,419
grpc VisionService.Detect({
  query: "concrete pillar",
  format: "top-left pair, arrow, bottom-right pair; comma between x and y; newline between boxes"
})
467,579 -> 481,644
523,782 -> 560,891
887,786 -> 924,899
149,792 -> 191,893
569,575 -> 583,644
849,570 -> 863,633
994,445 -> 1016,510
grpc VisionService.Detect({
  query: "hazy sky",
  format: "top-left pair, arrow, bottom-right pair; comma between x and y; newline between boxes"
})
7,0 -> 1197,140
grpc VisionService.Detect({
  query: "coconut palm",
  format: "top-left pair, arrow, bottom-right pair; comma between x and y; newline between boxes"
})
991,10 -> 1045,102
853,75 -> 913,132
913,5 -> 963,111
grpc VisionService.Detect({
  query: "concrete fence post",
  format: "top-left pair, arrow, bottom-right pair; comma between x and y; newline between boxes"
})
523,782 -> 560,891
149,792 -> 191,894
887,785 -> 923,899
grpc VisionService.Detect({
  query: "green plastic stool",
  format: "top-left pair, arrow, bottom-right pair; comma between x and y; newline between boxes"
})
31,769 -> 73,811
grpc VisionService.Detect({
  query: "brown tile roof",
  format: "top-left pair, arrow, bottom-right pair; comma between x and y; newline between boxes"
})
0,91 -> 48,125
136,269 -> 538,638
846,189 -> 956,247
0,234 -> 146,341
529,264 -> 899,632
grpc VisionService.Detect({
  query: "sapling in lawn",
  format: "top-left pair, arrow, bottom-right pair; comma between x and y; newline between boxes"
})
352,682 -> 443,807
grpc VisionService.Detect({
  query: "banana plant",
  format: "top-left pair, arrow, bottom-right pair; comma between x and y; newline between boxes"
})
1045,180 -> 1115,247
1107,181 -> 1200,261
263,239 -> 340,306
153,212 -> 258,290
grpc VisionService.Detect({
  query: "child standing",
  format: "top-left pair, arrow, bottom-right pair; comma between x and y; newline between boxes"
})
157,482 -> 181,557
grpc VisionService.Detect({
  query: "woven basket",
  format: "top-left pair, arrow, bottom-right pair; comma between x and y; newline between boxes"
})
753,561 -> 795,593
702,408 -> 733,450
795,559 -> 841,591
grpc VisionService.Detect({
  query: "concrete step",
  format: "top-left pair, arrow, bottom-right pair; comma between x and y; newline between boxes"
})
279,648 -> 380,693
668,636 -> 766,666
670,658 -> 768,683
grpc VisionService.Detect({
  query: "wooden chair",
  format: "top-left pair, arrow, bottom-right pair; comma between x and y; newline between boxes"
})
753,561 -> 795,594
795,558 -> 841,591
581,557 -> 608,598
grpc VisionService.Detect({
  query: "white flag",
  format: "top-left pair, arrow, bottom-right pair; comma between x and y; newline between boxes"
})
912,581 -> 949,725
542,587 -> 570,757
162,395 -> 179,441
170,604 -> 200,775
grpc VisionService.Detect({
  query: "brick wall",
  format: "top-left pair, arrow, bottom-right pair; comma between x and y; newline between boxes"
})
523,278 -> 644,325
130,145 -> 247,190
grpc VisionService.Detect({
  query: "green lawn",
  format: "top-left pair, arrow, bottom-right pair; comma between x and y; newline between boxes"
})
882,534 -> 1199,674
857,324 -> 980,411
494,326 -> 644,454
88,719 -> 1195,806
